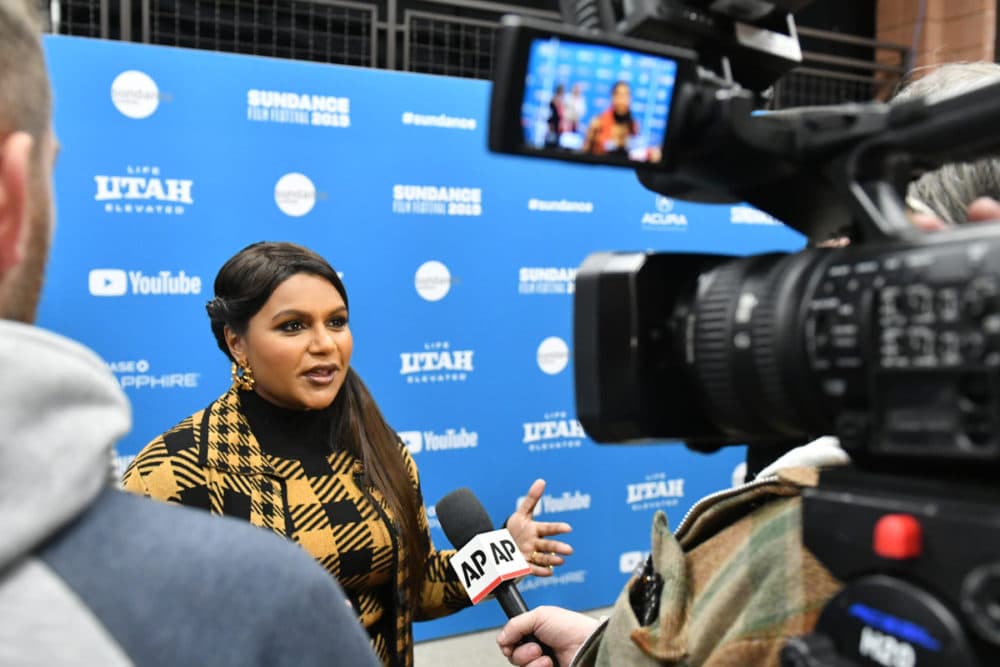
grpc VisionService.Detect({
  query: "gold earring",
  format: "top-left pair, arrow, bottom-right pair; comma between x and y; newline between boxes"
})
231,361 -> 255,391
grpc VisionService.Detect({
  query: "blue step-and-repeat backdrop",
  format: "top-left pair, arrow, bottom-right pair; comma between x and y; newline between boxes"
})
39,35 -> 804,640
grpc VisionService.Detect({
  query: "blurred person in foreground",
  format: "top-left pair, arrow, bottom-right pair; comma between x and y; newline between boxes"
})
123,240 -> 574,667
0,3 -> 380,665
496,60 -> 1000,667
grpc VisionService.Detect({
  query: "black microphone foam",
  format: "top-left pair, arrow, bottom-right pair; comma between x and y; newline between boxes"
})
436,487 -> 494,549
436,487 -> 559,663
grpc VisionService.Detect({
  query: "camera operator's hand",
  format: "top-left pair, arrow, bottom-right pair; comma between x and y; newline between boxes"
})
967,197 -> 1000,222
497,606 -> 600,667
909,196 -> 1000,231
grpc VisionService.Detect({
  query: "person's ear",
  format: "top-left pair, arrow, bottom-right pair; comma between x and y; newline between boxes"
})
0,132 -> 34,275
224,325 -> 246,363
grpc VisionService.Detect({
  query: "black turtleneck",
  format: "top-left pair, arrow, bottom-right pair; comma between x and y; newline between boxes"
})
238,390 -> 338,476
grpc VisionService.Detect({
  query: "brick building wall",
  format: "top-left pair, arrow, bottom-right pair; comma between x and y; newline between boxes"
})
878,0 -> 996,69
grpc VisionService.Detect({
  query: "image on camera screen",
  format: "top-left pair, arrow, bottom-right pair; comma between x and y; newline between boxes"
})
521,37 -> 678,165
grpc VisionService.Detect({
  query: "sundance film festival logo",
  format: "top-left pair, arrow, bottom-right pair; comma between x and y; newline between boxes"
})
537,336 -> 569,375
246,89 -> 351,127
519,267 -> 577,295
626,472 -> 685,512
414,261 -> 454,302
392,184 -> 483,216
110,70 -> 169,119
527,198 -> 594,213
641,195 -> 688,230
399,428 -> 479,455
95,166 -> 193,215
730,205 -> 780,225
274,173 -> 324,217
400,341 -> 474,384
401,111 -> 477,131
522,411 -> 585,453
107,359 -> 200,391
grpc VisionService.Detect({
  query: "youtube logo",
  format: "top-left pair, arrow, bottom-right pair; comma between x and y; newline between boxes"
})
88,269 -> 128,296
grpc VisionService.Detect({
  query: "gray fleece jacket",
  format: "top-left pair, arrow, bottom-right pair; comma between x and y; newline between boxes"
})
0,320 -> 380,667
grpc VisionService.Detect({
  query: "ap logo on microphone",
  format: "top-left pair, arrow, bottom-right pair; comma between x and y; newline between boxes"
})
89,269 -> 128,297
450,529 -> 531,604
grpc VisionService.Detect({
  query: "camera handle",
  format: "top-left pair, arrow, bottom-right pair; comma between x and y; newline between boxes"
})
781,467 -> 1000,667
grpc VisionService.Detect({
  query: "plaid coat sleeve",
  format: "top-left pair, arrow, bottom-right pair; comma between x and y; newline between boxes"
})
397,444 -> 473,621
121,413 -> 209,508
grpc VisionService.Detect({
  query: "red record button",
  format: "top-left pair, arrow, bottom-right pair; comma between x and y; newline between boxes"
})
873,513 -> 923,560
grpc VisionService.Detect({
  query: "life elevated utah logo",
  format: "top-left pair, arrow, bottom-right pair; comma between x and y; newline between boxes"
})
641,195 -> 688,230
399,341 -> 474,384
246,89 -> 351,128
626,472 -> 685,512
392,185 -> 483,216
95,166 -> 193,215
522,410 -> 585,453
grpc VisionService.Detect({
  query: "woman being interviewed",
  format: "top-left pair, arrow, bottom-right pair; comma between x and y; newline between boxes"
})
123,242 -> 571,667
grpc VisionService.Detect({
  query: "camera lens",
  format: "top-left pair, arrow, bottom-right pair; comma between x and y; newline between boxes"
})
678,249 -> 831,443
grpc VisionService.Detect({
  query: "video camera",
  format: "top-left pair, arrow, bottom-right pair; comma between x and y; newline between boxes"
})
487,1 -> 1000,665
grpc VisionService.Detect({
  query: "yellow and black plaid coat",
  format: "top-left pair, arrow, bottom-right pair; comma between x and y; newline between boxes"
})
122,388 -> 470,667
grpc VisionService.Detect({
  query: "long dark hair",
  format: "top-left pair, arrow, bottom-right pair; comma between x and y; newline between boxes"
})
206,241 -> 429,600
610,80 -> 636,134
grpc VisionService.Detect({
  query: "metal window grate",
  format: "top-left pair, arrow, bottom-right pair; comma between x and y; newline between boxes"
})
404,11 -> 496,80
773,69 -> 882,107
771,26 -> 909,108
144,0 -> 376,67
48,0 -> 109,37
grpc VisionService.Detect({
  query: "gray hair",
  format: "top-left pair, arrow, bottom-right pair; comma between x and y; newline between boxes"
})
0,0 -> 50,148
893,62 -> 1000,226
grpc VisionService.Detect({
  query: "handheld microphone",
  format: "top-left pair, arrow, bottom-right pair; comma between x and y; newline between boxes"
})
437,487 -> 559,663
